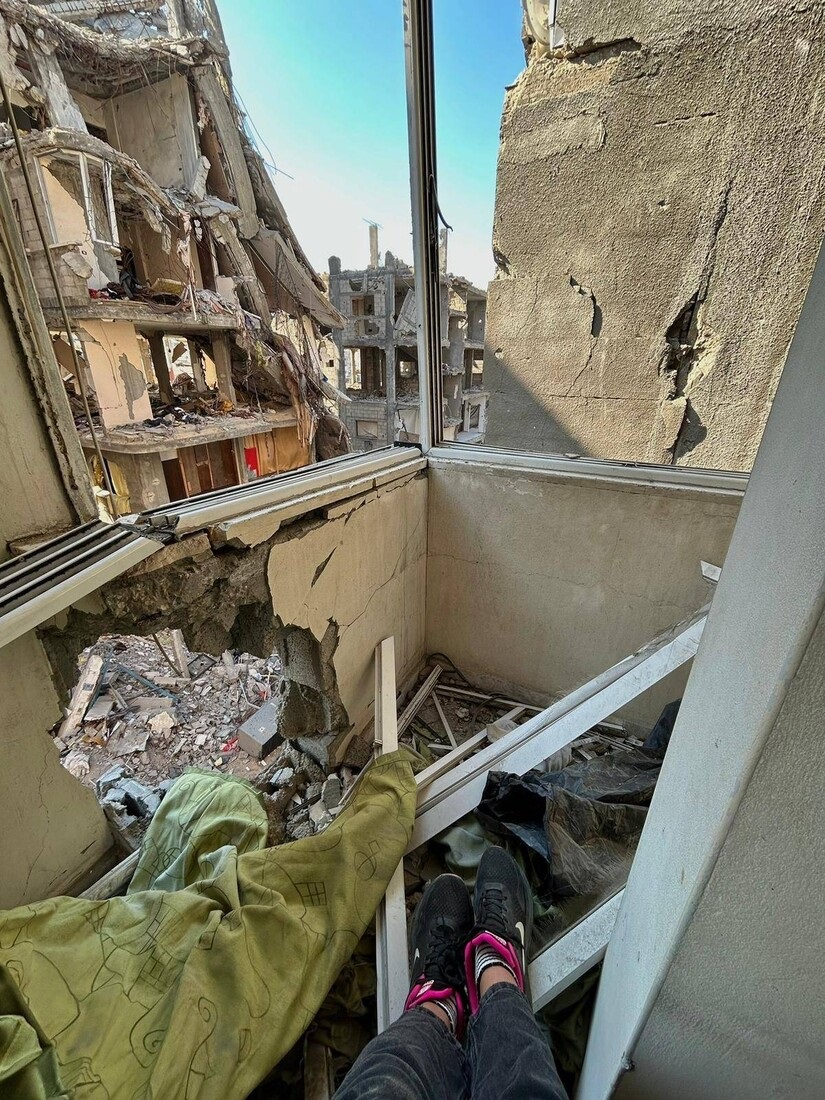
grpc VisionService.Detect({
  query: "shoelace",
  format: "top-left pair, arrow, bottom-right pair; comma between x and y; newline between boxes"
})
421,919 -> 463,986
480,886 -> 509,937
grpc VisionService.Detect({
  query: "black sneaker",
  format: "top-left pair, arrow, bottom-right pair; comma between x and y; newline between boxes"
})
405,873 -> 472,1035
464,845 -> 532,1013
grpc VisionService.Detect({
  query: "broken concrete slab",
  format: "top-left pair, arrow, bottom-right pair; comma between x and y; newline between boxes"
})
237,699 -> 284,760
267,767 -> 294,789
294,734 -> 334,770
97,764 -> 127,796
322,774 -> 342,810
119,778 -> 160,818
107,725 -> 150,755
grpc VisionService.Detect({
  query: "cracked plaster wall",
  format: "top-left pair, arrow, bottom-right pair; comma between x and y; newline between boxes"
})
485,0 -> 825,470
426,462 -> 740,728
264,471 -> 428,737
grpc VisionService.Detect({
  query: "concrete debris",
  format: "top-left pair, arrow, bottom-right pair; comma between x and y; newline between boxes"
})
62,748 -> 90,778
267,767 -> 294,789
148,711 -> 177,736
321,774 -> 342,810
294,734 -> 335,769
308,801 -> 332,829
117,778 -> 160,818
237,699 -> 284,759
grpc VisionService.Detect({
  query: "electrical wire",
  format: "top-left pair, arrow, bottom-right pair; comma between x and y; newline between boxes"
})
0,67 -> 116,498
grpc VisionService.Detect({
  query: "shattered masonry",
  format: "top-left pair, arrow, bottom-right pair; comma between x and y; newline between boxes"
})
328,227 -> 488,450
0,0 -> 351,514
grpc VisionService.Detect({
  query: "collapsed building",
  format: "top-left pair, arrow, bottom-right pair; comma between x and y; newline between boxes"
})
0,0 -> 349,515
328,228 -> 488,450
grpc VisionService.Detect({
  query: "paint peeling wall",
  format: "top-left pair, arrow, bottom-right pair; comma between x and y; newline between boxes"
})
484,0 -> 825,470
79,319 -> 152,429
425,460 -> 740,727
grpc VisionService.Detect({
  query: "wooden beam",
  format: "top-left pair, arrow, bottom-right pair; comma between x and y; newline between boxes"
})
79,848 -> 139,901
397,664 -> 442,736
373,637 -> 409,1032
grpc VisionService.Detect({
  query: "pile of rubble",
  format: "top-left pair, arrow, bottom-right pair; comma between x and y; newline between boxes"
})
55,631 -> 277,803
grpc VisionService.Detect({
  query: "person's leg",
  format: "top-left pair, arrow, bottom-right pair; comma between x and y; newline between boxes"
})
333,874 -> 472,1100
464,847 -> 570,1100
332,1008 -> 467,1100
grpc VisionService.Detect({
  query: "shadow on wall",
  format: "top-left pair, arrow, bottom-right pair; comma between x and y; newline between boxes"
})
482,337 -> 588,457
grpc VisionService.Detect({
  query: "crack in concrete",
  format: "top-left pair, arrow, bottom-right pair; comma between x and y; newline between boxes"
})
566,276 -> 603,394
660,176 -> 734,462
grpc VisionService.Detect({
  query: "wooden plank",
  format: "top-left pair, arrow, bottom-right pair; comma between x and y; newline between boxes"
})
58,653 -> 104,741
168,629 -> 190,680
431,690 -> 458,748
373,637 -> 408,1032
397,665 -> 442,736
374,637 -> 397,753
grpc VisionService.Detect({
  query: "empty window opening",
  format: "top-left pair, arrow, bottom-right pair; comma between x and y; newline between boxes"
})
345,346 -> 385,394
464,347 -> 484,388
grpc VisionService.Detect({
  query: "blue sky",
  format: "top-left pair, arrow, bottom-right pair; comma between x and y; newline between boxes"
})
219,1 -> 525,286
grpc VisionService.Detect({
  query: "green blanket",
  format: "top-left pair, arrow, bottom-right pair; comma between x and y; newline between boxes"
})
0,752 -> 415,1099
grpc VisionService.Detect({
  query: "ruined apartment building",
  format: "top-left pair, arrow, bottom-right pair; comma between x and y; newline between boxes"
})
485,0 -> 825,471
0,0 -> 349,515
327,229 -> 487,451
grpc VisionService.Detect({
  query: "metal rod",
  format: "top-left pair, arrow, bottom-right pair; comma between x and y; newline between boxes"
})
403,0 -> 443,451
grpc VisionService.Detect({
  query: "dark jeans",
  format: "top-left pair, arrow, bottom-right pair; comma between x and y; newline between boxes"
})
333,983 -> 569,1100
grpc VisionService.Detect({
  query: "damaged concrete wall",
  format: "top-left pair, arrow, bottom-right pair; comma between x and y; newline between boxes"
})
42,470 -> 427,756
0,285 -> 78,550
425,460 -> 740,727
106,75 -> 201,193
0,631 -> 111,908
485,0 -> 825,470
263,470 -> 427,741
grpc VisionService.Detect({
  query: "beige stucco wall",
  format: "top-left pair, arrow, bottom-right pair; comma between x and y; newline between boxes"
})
0,632 -> 111,909
426,460 -> 740,728
79,319 -> 152,430
484,0 -> 825,470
